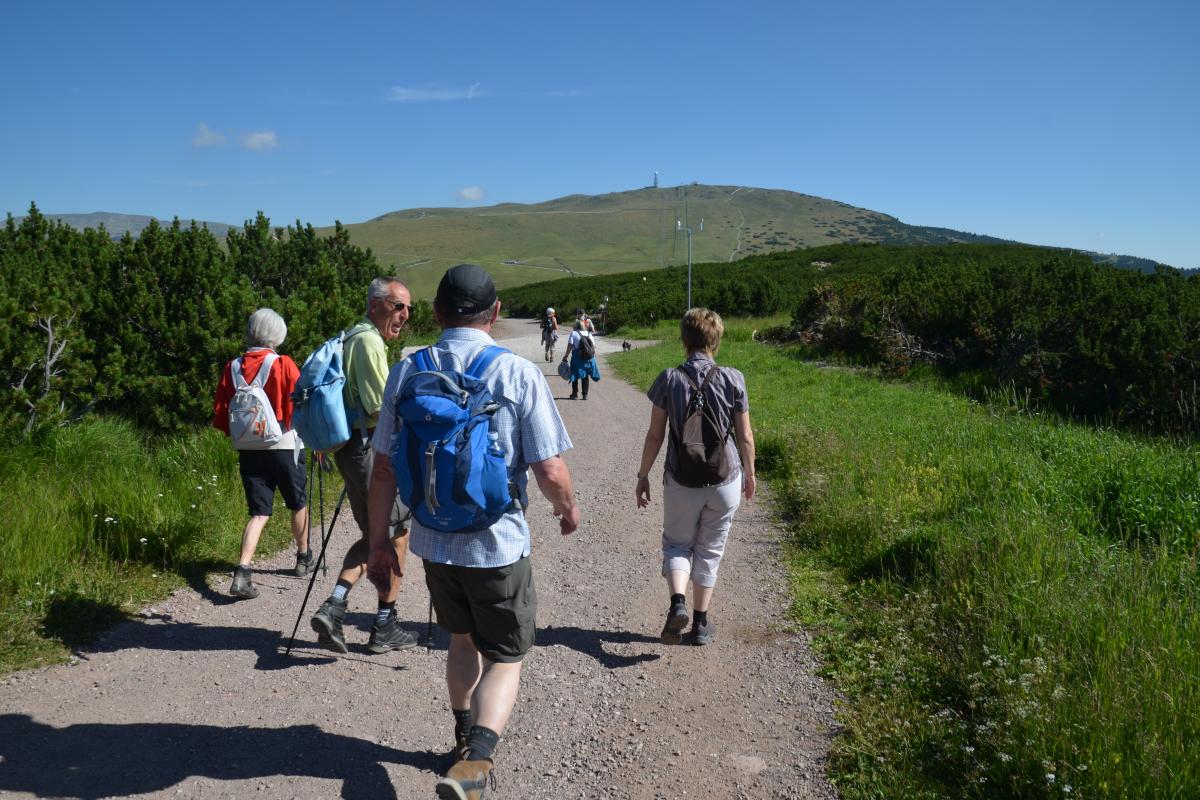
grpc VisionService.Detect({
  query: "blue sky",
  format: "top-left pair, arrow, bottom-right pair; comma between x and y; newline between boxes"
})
3,0 -> 1197,267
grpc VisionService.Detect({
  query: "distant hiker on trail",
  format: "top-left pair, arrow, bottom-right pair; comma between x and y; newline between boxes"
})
309,277 -> 418,655
634,308 -> 757,646
540,306 -> 559,362
575,307 -> 596,334
367,263 -> 579,799
212,308 -> 310,600
562,318 -> 600,400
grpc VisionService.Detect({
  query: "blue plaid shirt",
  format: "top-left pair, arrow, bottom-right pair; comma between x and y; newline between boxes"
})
372,327 -> 573,567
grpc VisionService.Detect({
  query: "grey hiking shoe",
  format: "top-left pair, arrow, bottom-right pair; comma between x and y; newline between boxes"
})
294,550 -> 315,577
660,599 -> 689,645
436,758 -> 495,800
690,618 -> 716,646
311,597 -> 348,653
229,568 -> 259,599
368,616 -> 419,654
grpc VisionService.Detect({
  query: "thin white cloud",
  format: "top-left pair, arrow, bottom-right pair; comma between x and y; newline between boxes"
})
241,131 -> 279,151
457,186 -> 485,202
192,123 -> 227,148
388,84 -> 486,103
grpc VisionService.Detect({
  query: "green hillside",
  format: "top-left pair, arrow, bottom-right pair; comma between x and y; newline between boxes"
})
319,184 -> 1009,300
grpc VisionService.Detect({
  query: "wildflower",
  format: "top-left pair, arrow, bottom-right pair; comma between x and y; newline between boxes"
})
195,485 -> 202,491
139,537 -> 148,545
1046,773 -> 1056,784
104,516 -> 115,523
962,746 -> 975,754
999,753 -> 1012,763
191,504 -> 197,509
1063,786 -> 1072,795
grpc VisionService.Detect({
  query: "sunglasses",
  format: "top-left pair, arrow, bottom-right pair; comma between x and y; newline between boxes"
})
382,299 -> 413,314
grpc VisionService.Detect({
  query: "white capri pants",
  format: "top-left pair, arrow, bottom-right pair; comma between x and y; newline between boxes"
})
661,472 -> 743,587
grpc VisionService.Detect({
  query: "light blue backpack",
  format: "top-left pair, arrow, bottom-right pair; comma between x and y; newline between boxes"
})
291,329 -> 367,452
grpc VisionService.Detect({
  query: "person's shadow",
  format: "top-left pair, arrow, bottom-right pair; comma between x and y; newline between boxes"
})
536,625 -> 661,668
0,714 -> 446,800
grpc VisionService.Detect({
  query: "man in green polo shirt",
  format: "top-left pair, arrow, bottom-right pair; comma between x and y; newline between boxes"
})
310,276 -> 418,655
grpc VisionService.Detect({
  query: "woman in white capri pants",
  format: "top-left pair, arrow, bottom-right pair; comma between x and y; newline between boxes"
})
635,308 -> 756,645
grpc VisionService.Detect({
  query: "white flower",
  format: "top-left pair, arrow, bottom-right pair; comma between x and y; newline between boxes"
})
191,504 -> 197,509
104,516 -> 115,523
1046,773 -> 1056,784
139,537 -> 148,544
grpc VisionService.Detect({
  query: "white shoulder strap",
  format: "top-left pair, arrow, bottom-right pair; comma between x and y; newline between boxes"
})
249,352 -> 279,389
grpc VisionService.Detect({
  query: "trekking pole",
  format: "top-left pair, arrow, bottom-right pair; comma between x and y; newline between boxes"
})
283,482 -> 348,656
317,452 -> 328,576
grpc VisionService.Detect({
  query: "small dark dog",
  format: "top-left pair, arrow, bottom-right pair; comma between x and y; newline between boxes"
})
621,340 -> 632,351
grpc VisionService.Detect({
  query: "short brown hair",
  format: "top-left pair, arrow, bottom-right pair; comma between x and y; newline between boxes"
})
680,307 -> 723,353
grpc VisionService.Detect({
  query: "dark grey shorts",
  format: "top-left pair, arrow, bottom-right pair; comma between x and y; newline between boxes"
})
238,449 -> 307,517
423,557 -> 537,664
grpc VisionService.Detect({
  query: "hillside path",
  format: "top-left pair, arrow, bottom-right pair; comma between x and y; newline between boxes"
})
0,319 -> 838,800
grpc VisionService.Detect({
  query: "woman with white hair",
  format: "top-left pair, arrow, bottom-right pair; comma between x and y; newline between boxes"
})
212,307 -> 311,599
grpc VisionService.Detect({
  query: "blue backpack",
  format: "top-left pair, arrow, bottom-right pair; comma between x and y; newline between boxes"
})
390,345 -> 517,533
291,328 -> 368,452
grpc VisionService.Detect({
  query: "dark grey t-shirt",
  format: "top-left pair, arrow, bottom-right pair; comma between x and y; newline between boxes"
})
647,352 -> 749,486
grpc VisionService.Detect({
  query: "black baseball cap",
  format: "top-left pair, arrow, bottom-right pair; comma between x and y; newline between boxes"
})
436,263 -> 497,315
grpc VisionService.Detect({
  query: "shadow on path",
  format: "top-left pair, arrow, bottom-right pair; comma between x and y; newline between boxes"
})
537,625 -> 661,669
77,614 -> 334,671
0,714 -> 443,800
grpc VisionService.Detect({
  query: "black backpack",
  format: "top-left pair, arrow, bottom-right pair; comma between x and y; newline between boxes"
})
670,366 -> 734,487
576,332 -> 596,360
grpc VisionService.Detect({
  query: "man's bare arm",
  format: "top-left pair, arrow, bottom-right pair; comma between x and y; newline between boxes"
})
529,455 -> 580,535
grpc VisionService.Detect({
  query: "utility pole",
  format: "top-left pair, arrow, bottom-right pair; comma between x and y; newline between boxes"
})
686,226 -> 693,309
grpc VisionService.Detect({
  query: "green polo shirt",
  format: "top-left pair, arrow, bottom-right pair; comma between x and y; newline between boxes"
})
342,319 -> 388,431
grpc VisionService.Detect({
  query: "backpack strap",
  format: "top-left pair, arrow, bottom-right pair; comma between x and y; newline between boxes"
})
231,352 -> 278,390
466,345 -> 510,379
231,357 -> 248,390
250,352 -> 279,389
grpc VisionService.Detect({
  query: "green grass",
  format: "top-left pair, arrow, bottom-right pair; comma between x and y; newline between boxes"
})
0,419 -> 340,673
612,321 -> 1200,800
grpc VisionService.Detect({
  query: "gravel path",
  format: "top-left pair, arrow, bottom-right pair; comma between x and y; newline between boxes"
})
0,318 -> 839,800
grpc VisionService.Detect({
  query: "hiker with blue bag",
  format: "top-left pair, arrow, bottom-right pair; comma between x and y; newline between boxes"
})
211,308 -> 310,600
365,264 -> 579,800
561,313 -> 600,400
308,277 -> 420,654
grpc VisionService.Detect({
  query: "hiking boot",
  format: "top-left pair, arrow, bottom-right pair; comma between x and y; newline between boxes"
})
311,597 -> 348,654
294,550 -> 315,577
436,759 -> 495,800
229,568 -> 259,599
660,598 -> 689,645
568,392 -> 578,400
368,616 -> 419,654
690,618 -> 716,646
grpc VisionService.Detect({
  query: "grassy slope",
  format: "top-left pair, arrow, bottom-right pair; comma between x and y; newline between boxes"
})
318,185 -> 1004,301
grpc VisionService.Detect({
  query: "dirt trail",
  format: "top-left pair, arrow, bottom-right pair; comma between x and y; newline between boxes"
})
0,319 -> 838,800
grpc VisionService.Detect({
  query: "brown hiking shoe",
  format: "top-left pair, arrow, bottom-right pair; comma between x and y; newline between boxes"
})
435,758 -> 495,800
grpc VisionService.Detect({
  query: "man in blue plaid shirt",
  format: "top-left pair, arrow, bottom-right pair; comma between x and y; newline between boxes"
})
367,264 -> 580,800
